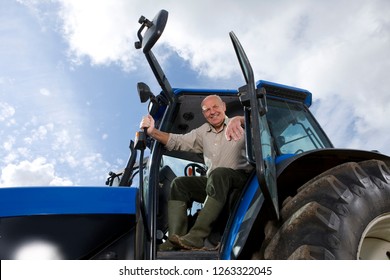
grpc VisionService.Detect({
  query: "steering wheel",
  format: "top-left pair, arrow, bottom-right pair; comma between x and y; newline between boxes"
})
184,163 -> 207,176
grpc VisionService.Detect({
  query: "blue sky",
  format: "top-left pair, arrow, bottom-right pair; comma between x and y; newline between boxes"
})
1,0 -> 390,187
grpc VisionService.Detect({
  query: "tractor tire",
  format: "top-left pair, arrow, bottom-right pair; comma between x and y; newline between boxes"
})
261,159 -> 390,260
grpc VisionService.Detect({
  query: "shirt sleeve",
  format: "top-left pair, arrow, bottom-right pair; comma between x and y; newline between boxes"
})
165,125 -> 205,153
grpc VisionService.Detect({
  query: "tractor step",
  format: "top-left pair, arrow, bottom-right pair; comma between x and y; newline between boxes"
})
157,250 -> 219,260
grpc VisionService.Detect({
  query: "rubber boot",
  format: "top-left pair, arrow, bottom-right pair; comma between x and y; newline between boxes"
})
170,196 -> 223,250
158,200 -> 188,251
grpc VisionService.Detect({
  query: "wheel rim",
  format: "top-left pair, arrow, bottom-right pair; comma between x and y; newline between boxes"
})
358,213 -> 390,260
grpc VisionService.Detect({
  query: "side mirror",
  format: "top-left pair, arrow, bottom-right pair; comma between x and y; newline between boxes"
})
137,82 -> 161,116
137,82 -> 155,103
135,10 -> 168,53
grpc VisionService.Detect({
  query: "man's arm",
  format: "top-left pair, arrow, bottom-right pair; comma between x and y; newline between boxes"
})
225,116 -> 245,141
140,114 -> 170,145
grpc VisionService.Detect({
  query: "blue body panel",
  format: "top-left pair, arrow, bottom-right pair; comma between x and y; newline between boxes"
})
173,88 -> 238,95
220,155 -> 294,259
256,80 -> 312,107
0,186 -> 138,218
220,175 -> 263,260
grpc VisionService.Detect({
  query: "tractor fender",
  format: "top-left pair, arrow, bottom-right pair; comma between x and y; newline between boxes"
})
276,148 -> 390,201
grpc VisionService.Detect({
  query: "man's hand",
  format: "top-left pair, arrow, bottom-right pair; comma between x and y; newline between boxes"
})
139,114 -> 169,145
225,116 -> 244,141
140,114 -> 155,136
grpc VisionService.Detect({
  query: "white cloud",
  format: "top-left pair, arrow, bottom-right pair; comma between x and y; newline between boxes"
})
3,136 -> 16,152
81,153 -> 108,171
58,0 -> 140,70
0,76 -> 15,85
0,102 -> 16,124
24,123 -> 54,145
51,129 -> 72,150
0,157 -> 73,187
54,0 -> 390,155
39,88 -> 51,96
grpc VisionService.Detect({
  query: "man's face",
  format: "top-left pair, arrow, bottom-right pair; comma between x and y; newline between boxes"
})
201,96 -> 226,129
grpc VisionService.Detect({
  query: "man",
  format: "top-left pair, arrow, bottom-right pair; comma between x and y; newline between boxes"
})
140,95 -> 252,250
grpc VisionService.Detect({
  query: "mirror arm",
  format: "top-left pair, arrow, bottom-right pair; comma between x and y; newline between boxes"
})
144,51 -> 175,105
135,16 -> 154,49
135,26 -> 145,49
138,15 -> 153,28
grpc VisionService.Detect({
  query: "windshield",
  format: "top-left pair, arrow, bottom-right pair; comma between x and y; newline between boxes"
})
267,98 -> 333,155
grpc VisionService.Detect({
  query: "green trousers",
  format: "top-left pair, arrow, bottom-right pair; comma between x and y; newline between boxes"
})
170,167 -> 250,207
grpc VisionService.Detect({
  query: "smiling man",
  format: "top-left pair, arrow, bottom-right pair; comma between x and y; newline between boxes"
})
140,95 -> 253,250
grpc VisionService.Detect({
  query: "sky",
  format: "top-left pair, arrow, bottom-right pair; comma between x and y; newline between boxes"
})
1,0 -> 390,187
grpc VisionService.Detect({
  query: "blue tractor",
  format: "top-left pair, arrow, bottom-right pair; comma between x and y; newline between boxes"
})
1,10 -> 389,260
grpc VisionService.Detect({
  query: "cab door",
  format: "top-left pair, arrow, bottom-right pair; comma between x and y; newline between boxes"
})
220,32 -> 278,259
229,32 -> 278,219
